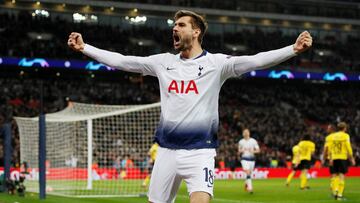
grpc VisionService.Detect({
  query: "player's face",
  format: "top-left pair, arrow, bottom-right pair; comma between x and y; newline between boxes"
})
326,125 -> 334,134
243,129 -> 250,139
173,16 -> 197,51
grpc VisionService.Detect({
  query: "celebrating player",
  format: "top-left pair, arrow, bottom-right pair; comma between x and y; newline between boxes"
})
238,128 -> 260,193
68,10 -> 312,203
327,122 -> 356,200
286,144 -> 300,187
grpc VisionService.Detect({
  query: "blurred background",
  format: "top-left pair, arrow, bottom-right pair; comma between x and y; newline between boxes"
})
0,0 -> 359,170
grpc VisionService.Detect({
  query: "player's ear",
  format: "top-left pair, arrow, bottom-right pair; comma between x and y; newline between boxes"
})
193,28 -> 201,38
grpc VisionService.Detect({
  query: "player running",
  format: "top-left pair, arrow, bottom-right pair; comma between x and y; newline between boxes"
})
322,124 -> 337,196
286,144 -> 300,186
68,10 -> 312,203
298,134 -> 315,190
238,128 -> 260,193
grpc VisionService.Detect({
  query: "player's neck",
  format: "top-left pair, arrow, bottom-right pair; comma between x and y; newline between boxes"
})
180,43 -> 203,59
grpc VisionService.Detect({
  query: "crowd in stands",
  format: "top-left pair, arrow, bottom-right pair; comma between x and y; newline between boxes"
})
1,11 -> 360,72
1,75 -> 359,168
1,10 -> 360,169
108,0 -> 360,20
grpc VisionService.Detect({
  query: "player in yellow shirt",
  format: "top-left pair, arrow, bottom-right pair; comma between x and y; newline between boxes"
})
297,134 -> 315,190
322,124 -> 337,196
286,144 -> 300,186
142,142 -> 159,188
326,122 -> 356,200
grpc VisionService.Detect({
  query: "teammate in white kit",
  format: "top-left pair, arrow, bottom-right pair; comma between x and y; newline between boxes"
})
68,10 -> 312,203
238,128 -> 260,193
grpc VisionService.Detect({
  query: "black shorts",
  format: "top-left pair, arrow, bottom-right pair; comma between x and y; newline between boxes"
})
329,165 -> 335,174
298,160 -> 311,170
292,163 -> 300,171
332,159 -> 348,174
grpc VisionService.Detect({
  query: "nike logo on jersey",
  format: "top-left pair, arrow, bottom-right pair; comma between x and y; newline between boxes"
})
168,80 -> 199,94
166,67 -> 175,70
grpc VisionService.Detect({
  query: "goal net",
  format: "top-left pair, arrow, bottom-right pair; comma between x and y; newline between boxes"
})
15,101 -> 161,197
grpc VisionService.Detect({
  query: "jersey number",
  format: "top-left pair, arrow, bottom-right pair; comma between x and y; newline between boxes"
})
203,167 -> 214,186
333,141 -> 342,154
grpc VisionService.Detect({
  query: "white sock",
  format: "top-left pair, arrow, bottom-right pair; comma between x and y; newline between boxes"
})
246,175 -> 252,191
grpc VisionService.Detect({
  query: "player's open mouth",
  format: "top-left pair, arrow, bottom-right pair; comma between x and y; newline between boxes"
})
173,33 -> 180,46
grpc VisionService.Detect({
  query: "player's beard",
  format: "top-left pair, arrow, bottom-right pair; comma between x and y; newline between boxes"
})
174,34 -> 193,52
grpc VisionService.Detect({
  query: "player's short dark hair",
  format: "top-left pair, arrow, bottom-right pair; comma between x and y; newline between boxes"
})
174,10 -> 208,44
337,122 -> 347,131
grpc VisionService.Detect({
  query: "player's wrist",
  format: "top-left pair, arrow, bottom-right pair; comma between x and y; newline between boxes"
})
79,44 -> 85,52
292,44 -> 299,54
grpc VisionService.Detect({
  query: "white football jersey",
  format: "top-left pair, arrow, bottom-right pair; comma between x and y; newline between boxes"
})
84,44 -> 295,149
238,138 -> 259,159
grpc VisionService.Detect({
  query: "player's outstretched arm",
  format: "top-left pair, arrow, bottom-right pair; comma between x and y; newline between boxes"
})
293,31 -> 313,54
223,31 -> 313,77
68,32 -> 85,52
67,32 -> 156,75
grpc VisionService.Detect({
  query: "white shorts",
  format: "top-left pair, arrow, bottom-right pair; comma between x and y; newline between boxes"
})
241,159 -> 255,171
148,146 -> 216,203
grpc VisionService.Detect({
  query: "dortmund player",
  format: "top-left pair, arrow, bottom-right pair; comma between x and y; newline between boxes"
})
322,124 -> 337,196
142,143 -> 159,188
327,122 -> 356,200
298,134 -> 315,190
286,144 -> 300,186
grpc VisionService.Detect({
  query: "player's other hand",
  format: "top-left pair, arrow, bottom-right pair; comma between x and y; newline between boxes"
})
351,158 -> 356,166
68,32 -> 85,52
293,31 -> 312,54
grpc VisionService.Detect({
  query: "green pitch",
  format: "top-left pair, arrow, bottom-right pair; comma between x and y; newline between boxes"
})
1,178 -> 360,203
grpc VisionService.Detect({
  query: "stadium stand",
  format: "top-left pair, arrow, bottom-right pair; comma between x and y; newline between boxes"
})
0,11 -> 359,71
0,3 -> 359,170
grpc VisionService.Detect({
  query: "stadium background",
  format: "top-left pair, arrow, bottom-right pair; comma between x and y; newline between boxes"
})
0,0 -> 360,202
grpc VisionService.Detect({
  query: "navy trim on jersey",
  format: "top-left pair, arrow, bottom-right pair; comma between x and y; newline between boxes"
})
154,123 -> 219,149
179,50 -> 208,60
193,50 -> 207,60
241,157 -> 255,161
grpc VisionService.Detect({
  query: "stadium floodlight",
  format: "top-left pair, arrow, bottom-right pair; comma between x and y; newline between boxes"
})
32,10 -> 50,18
15,102 -> 160,197
73,13 -> 98,24
167,19 -> 174,26
126,16 -> 147,25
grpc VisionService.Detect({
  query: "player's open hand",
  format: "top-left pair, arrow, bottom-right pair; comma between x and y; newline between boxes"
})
68,32 -> 85,52
293,31 -> 312,54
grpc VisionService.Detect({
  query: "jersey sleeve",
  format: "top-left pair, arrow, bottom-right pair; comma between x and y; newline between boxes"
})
345,134 -> 353,156
253,139 -> 260,149
220,45 -> 296,80
311,142 -> 315,153
324,136 -> 330,149
83,44 -> 158,76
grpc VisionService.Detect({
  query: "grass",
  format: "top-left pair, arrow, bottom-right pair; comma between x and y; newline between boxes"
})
1,178 -> 360,203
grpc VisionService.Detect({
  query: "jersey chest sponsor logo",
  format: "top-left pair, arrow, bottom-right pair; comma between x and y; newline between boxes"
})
168,80 -> 199,94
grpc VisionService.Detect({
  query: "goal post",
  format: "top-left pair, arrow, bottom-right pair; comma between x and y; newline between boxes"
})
15,102 -> 161,197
